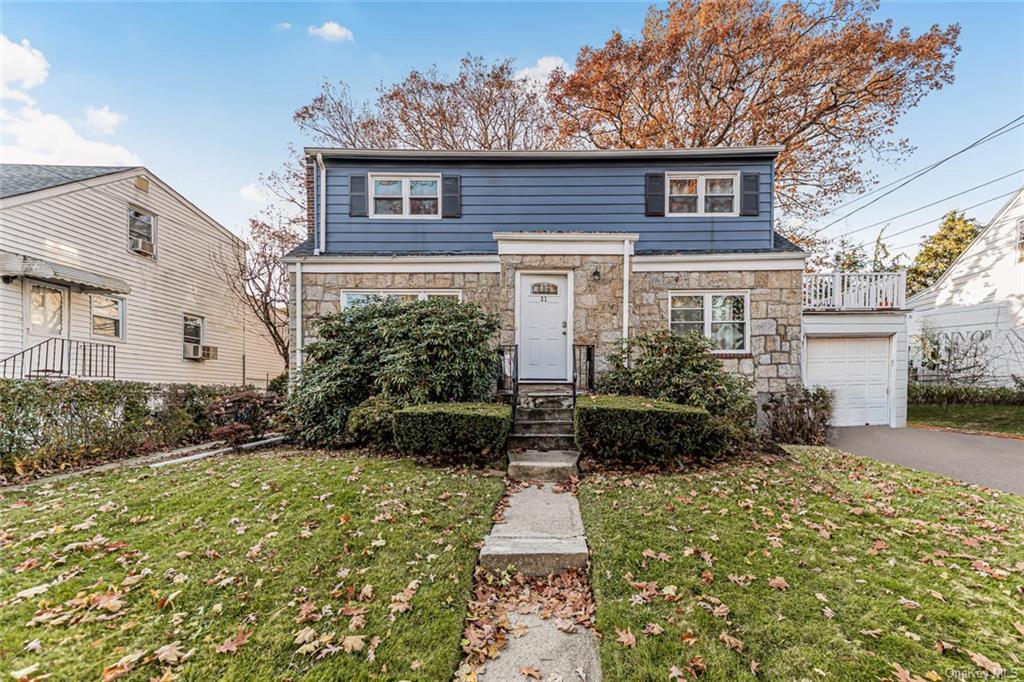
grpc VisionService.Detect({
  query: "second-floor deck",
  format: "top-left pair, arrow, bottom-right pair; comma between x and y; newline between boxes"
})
803,272 -> 907,312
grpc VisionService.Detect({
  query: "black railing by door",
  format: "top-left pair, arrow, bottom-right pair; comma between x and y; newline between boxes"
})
0,338 -> 117,380
572,344 -> 596,404
497,344 -> 519,421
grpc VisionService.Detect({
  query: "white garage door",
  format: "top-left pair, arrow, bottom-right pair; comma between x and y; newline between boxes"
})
805,337 -> 891,426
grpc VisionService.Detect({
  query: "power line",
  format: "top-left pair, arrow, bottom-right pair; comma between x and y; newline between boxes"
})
852,189 -> 1018,250
812,114 -> 1024,235
833,168 -> 1023,240
819,118 -> 1024,217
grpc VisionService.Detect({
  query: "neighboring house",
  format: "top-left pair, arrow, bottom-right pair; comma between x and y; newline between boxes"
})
284,148 -> 907,427
0,164 -> 283,386
906,185 -> 1024,385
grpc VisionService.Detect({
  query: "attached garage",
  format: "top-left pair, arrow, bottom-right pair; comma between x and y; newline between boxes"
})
801,311 -> 909,429
805,337 -> 891,426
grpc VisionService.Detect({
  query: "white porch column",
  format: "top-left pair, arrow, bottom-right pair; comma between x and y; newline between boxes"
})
295,261 -> 304,369
622,238 -> 631,339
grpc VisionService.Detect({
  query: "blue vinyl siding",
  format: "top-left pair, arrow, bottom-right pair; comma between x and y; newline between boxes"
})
320,157 -> 775,254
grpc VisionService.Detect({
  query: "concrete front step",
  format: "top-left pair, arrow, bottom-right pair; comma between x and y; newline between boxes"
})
518,392 -> 574,410
508,450 -> 578,481
512,419 -> 574,436
481,483 -> 589,576
507,433 -> 576,452
517,407 -> 574,422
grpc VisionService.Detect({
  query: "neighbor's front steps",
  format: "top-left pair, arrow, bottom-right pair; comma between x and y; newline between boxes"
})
470,383 -> 602,680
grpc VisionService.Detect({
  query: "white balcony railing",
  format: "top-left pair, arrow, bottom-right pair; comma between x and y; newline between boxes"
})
803,271 -> 907,311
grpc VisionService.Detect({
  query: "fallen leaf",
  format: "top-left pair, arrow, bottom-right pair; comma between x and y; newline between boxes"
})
616,628 -> 636,648
963,649 -> 1004,676
341,635 -> 365,653
767,576 -> 789,591
155,642 -> 188,664
294,627 -> 318,645
642,622 -> 664,636
719,631 -> 745,652
520,666 -> 542,679
215,628 -> 252,654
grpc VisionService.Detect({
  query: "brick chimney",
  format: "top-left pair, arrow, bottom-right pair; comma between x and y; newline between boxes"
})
304,155 -> 315,240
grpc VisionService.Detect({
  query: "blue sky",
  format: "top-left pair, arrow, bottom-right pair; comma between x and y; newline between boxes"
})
2,1 -> 1022,262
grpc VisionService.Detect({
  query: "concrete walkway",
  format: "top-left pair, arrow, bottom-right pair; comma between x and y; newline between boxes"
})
832,426 -> 1024,495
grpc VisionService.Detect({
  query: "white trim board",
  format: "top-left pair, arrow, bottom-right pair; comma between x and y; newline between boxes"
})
495,232 -> 638,256
633,252 -> 807,272
286,256 -> 500,273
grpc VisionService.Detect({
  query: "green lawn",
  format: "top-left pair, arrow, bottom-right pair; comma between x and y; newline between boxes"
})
0,449 -> 503,681
909,403 -> 1024,435
579,447 -> 1024,681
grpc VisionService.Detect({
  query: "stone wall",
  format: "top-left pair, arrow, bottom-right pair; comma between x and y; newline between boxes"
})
631,269 -> 804,402
497,255 -> 626,370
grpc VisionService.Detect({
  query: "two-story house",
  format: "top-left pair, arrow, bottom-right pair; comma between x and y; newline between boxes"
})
285,148 -> 909,428
0,164 -> 284,386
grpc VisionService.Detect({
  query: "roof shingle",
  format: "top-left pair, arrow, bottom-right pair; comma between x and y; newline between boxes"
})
0,164 -> 135,199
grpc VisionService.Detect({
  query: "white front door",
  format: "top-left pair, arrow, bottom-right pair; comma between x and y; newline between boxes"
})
519,273 -> 569,381
805,337 -> 891,426
23,280 -> 70,373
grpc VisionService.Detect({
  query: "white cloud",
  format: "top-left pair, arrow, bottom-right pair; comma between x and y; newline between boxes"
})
308,21 -> 353,42
1,34 -> 50,105
0,35 -> 138,166
83,104 -> 126,135
274,22 -> 292,31
239,182 -> 268,204
515,56 -> 570,88
1,105 -> 140,165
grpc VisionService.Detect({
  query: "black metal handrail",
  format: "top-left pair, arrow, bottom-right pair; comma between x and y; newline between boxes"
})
572,344 -> 596,405
497,344 -> 519,421
0,337 -> 117,380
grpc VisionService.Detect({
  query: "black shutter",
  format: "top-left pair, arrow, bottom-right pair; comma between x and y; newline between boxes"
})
740,172 -> 759,216
645,172 -> 665,216
441,175 -> 461,218
349,174 -> 368,217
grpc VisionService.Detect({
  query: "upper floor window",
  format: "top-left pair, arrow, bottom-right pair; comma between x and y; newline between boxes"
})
91,295 -> 125,340
669,291 -> 749,352
127,206 -> 156,256
369,174 -> 441,218
666,173 -> 739,216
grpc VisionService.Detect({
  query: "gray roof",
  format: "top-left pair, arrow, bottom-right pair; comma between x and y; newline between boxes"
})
1,164 -> 135,199
285,231 -> 805,259
305,146 -> 784,161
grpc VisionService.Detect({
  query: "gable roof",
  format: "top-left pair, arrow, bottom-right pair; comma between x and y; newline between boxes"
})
1,164 -> 137,199
906,184 -> 1024,306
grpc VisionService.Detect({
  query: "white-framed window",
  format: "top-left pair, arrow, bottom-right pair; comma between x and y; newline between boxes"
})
369,174 -> 441,218
669,291 -> 750,353
183,314 -> 204,345
128,205 -> 156,249
666,173 -> 740,216
341,290 -> 462,308
90,295 -> 125,340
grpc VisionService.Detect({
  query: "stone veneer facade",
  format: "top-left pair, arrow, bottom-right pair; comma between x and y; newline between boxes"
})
289,264 -> 803,404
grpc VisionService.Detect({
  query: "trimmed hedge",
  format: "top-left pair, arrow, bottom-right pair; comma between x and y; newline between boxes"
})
392,402 -> 511,465
0,379 -> 252,479
347,396 -> 398,449
574,394 -> 719,463
909,382 -> 1024,406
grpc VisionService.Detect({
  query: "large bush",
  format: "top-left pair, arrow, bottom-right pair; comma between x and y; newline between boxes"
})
761,385 -> 834,445
908,381 -> 1024,406
599,330 -> 757,450
574,394 -> 718,463
392,402 -> 511,465
210,390 -> 282,445
289,298 -> 500,445
346,396 -> 398,449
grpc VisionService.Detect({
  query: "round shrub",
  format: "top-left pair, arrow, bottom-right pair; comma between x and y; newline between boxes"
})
288,297 -> 500,446
574,394 -> 719,464
392,402 -> 511,466
761,385 -> 834,445
346,396 -> 398,449
599,330 -> 756,451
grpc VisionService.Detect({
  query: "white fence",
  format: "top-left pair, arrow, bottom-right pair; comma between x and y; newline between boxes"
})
803,272 -> 907,311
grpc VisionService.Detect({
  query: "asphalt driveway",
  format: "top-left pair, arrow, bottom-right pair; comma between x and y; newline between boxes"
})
832,426 -> 1024,495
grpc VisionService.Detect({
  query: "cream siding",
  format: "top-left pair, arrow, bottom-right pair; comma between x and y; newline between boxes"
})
907,187 -> 1024,384
0,170 -> 284,386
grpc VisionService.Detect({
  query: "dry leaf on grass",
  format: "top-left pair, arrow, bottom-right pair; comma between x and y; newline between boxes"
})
616,628 -> 636,647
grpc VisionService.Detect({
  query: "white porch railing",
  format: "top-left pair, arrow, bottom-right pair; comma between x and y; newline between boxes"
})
803,272 -> 907,311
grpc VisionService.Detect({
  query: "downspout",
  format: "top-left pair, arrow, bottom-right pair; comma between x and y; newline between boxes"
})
295,261 -> 304,370
622,238 -> 631,339
315,153 -> 326,256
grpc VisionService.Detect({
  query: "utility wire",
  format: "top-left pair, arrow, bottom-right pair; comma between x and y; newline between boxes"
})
833,168 -> 1023,240
812,114 -> 1024,235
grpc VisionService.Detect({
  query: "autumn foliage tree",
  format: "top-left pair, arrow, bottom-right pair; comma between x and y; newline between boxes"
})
294,56 -> 557,150
547,0 -> 960,218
